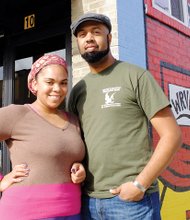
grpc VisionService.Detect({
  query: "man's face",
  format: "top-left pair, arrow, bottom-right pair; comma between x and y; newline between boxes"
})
76,21 -> 111,63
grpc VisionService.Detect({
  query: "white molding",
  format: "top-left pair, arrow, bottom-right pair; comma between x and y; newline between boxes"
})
152,0 -> 190,27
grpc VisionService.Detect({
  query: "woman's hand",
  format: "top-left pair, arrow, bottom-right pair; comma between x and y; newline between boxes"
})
71,163 -> 86,184
0,164 -> 30,192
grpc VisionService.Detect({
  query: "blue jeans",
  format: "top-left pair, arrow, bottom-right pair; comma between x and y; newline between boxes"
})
81,192 -> 161,220
41,214 -> 81,220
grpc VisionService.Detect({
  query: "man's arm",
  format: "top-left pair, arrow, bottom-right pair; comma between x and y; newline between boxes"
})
135,106 -> 182,190
110,106 -> 182,201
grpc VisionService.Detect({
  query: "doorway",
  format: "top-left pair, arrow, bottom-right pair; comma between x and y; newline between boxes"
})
1,32 -> 71,176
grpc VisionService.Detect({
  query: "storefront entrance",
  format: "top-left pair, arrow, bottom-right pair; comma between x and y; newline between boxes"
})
0,0 -> 72,174
1,34 -> 71,175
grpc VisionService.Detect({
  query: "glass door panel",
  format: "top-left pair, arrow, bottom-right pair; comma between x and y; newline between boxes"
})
14,57 -> 34,104
0,66 -> 3,174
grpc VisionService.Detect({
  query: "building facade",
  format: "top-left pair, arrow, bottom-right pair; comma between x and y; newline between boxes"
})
0,0 -> 189,219
145,1 -> 190,219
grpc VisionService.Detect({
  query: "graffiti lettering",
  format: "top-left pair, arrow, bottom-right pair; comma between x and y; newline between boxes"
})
171,90 -> 190,114
169,84 -> 190,126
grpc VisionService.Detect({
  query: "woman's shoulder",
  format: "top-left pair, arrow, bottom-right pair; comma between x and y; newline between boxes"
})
0,104 -> 30,116
1,104 -> 28,111
65,111 -> 79,123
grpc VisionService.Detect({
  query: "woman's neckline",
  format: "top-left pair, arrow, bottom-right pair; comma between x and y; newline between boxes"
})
26,104 -> 69,130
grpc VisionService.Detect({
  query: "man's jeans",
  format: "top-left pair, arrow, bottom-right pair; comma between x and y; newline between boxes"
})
42,214 -> 81,220
81,192 -> 161,220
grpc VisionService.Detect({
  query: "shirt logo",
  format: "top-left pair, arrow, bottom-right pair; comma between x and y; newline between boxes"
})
101,87 -> 121,108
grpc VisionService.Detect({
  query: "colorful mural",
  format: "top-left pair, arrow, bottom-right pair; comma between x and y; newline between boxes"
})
144,0 -> 190,218
154,62 -> 190,220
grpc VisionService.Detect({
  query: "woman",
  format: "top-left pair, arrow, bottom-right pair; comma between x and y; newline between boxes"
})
0,54 -> 86,219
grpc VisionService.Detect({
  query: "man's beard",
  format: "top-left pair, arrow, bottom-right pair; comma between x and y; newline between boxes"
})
81,46 -> 109,64
81,37 -> 110,64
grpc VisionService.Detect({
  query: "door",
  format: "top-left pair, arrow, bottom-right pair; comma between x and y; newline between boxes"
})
0,65 -> 3,174
1,33 -> 71,175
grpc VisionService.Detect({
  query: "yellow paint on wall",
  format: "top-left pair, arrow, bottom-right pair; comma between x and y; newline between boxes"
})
159,181 -> 190,220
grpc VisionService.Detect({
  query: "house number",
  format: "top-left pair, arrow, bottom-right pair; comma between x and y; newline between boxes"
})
24,14 -> 35,30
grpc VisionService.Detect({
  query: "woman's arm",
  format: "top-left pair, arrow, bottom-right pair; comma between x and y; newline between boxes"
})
0,164 -> 30,192
71,162 -> 86,184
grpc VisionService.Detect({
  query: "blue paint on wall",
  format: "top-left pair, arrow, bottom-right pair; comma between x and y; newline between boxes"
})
116,0 -> 147,69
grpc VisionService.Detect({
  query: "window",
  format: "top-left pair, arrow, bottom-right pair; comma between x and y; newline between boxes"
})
0,66 -> 3,174
153,0 -> 190,27
188,3 -> 190,26
154,0 -> 169,11
171,0 -> 184,21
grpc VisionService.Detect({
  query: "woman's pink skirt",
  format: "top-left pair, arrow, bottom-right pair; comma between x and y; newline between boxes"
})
0,183 -> 81,220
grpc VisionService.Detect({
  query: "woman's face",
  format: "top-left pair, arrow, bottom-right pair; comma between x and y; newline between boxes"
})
32,64 -> 68,110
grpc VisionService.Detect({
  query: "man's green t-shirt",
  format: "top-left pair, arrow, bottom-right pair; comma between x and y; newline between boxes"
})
69,61 -> 170,198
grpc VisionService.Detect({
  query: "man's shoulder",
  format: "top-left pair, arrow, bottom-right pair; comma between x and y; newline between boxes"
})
117,60 -> 146,72
114,61 -> 150,82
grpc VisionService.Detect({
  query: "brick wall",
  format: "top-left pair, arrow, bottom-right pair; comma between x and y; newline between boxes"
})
146,17 -> 190,83
145,2 -> 190,219
146,13 -> 190,144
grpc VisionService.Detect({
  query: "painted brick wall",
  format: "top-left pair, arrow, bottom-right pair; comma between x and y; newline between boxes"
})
145,1 -> 190,219
117,0 -> 147,68
146,17 -> 190,83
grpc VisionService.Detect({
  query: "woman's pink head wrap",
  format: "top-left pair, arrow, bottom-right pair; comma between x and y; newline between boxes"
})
28,54 -> 67,95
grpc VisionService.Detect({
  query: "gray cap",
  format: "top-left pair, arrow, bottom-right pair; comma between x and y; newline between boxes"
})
71,13 -> 112,36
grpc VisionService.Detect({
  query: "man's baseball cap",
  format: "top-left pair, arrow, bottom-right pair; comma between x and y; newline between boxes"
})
71,12 -> 112,36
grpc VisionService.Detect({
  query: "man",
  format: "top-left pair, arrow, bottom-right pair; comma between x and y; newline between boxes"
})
69,13 -> 182,220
